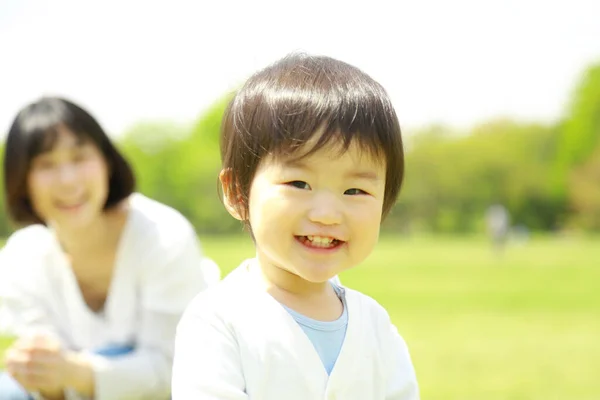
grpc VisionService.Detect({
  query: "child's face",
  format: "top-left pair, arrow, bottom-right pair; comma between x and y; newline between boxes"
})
247,136 -> 386,284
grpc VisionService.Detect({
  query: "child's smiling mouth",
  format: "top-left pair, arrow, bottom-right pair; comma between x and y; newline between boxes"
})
295,235 -> 345,250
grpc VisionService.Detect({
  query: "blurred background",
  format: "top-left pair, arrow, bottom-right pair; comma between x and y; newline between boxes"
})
1,0 -> 599,398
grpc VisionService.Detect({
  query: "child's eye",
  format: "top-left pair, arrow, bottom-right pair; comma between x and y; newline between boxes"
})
344,188 -> 368,195
286,181 -> 311,190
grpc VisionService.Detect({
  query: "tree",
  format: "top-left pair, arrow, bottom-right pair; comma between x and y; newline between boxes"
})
568,146 -> 600,231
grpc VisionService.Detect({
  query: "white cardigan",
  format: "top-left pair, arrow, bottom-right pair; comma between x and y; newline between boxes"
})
0,193 -> 212,400
172,260 -> 419,400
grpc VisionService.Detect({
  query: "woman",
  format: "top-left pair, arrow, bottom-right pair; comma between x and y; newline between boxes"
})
0,97 -> 215,399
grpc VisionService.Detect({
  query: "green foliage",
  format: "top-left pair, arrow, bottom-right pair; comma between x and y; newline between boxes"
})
1,63 -> 600,236
551,64 -> 600,207
388,119 -> 563,233
558,64 -> 600,168
568,146 -> 600,230
118,96 -> 239,235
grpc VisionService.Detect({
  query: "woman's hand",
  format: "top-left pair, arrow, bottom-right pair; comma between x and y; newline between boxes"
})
5,333 -> 68,399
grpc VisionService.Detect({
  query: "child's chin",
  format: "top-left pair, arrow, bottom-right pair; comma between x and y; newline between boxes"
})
297,270 -> 338,284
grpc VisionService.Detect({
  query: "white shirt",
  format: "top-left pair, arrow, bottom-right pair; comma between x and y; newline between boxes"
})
0,193 -> 212,400
172,259 -> 420,400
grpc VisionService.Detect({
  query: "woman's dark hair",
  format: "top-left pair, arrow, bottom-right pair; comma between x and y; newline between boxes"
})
3,96 -> 135,225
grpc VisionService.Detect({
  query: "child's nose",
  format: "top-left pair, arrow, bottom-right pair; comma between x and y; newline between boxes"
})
307,193 -> 343,225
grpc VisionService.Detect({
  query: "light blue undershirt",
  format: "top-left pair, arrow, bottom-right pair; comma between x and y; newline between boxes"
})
282,285 -> 348,375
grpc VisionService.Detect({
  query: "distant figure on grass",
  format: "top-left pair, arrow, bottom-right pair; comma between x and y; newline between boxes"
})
172,53 -> 420,399
486,203 -> 510,257
0,97 -> 219,400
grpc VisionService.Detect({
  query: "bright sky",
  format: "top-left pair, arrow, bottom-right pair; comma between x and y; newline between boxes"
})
1,0 -> 599,138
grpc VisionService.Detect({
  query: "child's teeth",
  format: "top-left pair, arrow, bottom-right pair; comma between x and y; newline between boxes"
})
302,235 -> 338,247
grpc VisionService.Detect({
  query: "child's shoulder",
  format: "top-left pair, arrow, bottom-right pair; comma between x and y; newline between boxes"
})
344,287 -> 411,351
180,261 -> 257,323
344,287 -> 396,328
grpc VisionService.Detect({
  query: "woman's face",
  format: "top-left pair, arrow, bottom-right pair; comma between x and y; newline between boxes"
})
26,126 -> 110,230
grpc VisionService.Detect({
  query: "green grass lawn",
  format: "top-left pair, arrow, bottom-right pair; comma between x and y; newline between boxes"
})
1,234 -> 598,398
200,234 -> 600,400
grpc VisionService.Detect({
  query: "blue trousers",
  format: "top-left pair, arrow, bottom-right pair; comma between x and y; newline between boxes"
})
0,372 -> 32,400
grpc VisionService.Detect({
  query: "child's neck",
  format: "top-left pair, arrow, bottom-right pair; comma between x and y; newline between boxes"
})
254,258 -> 343,321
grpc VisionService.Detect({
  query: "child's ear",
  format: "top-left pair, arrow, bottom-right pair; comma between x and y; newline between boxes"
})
219,168 -> 245,221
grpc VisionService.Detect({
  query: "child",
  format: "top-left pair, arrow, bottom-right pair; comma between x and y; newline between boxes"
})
172,53 -> 419,399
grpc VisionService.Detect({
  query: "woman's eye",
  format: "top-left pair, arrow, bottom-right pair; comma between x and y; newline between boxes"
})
286,181 -> 311,190
32,159 -> 54,170
72,147 -> 95,162
72,152 -> 88,162
344,188 -> 367,195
